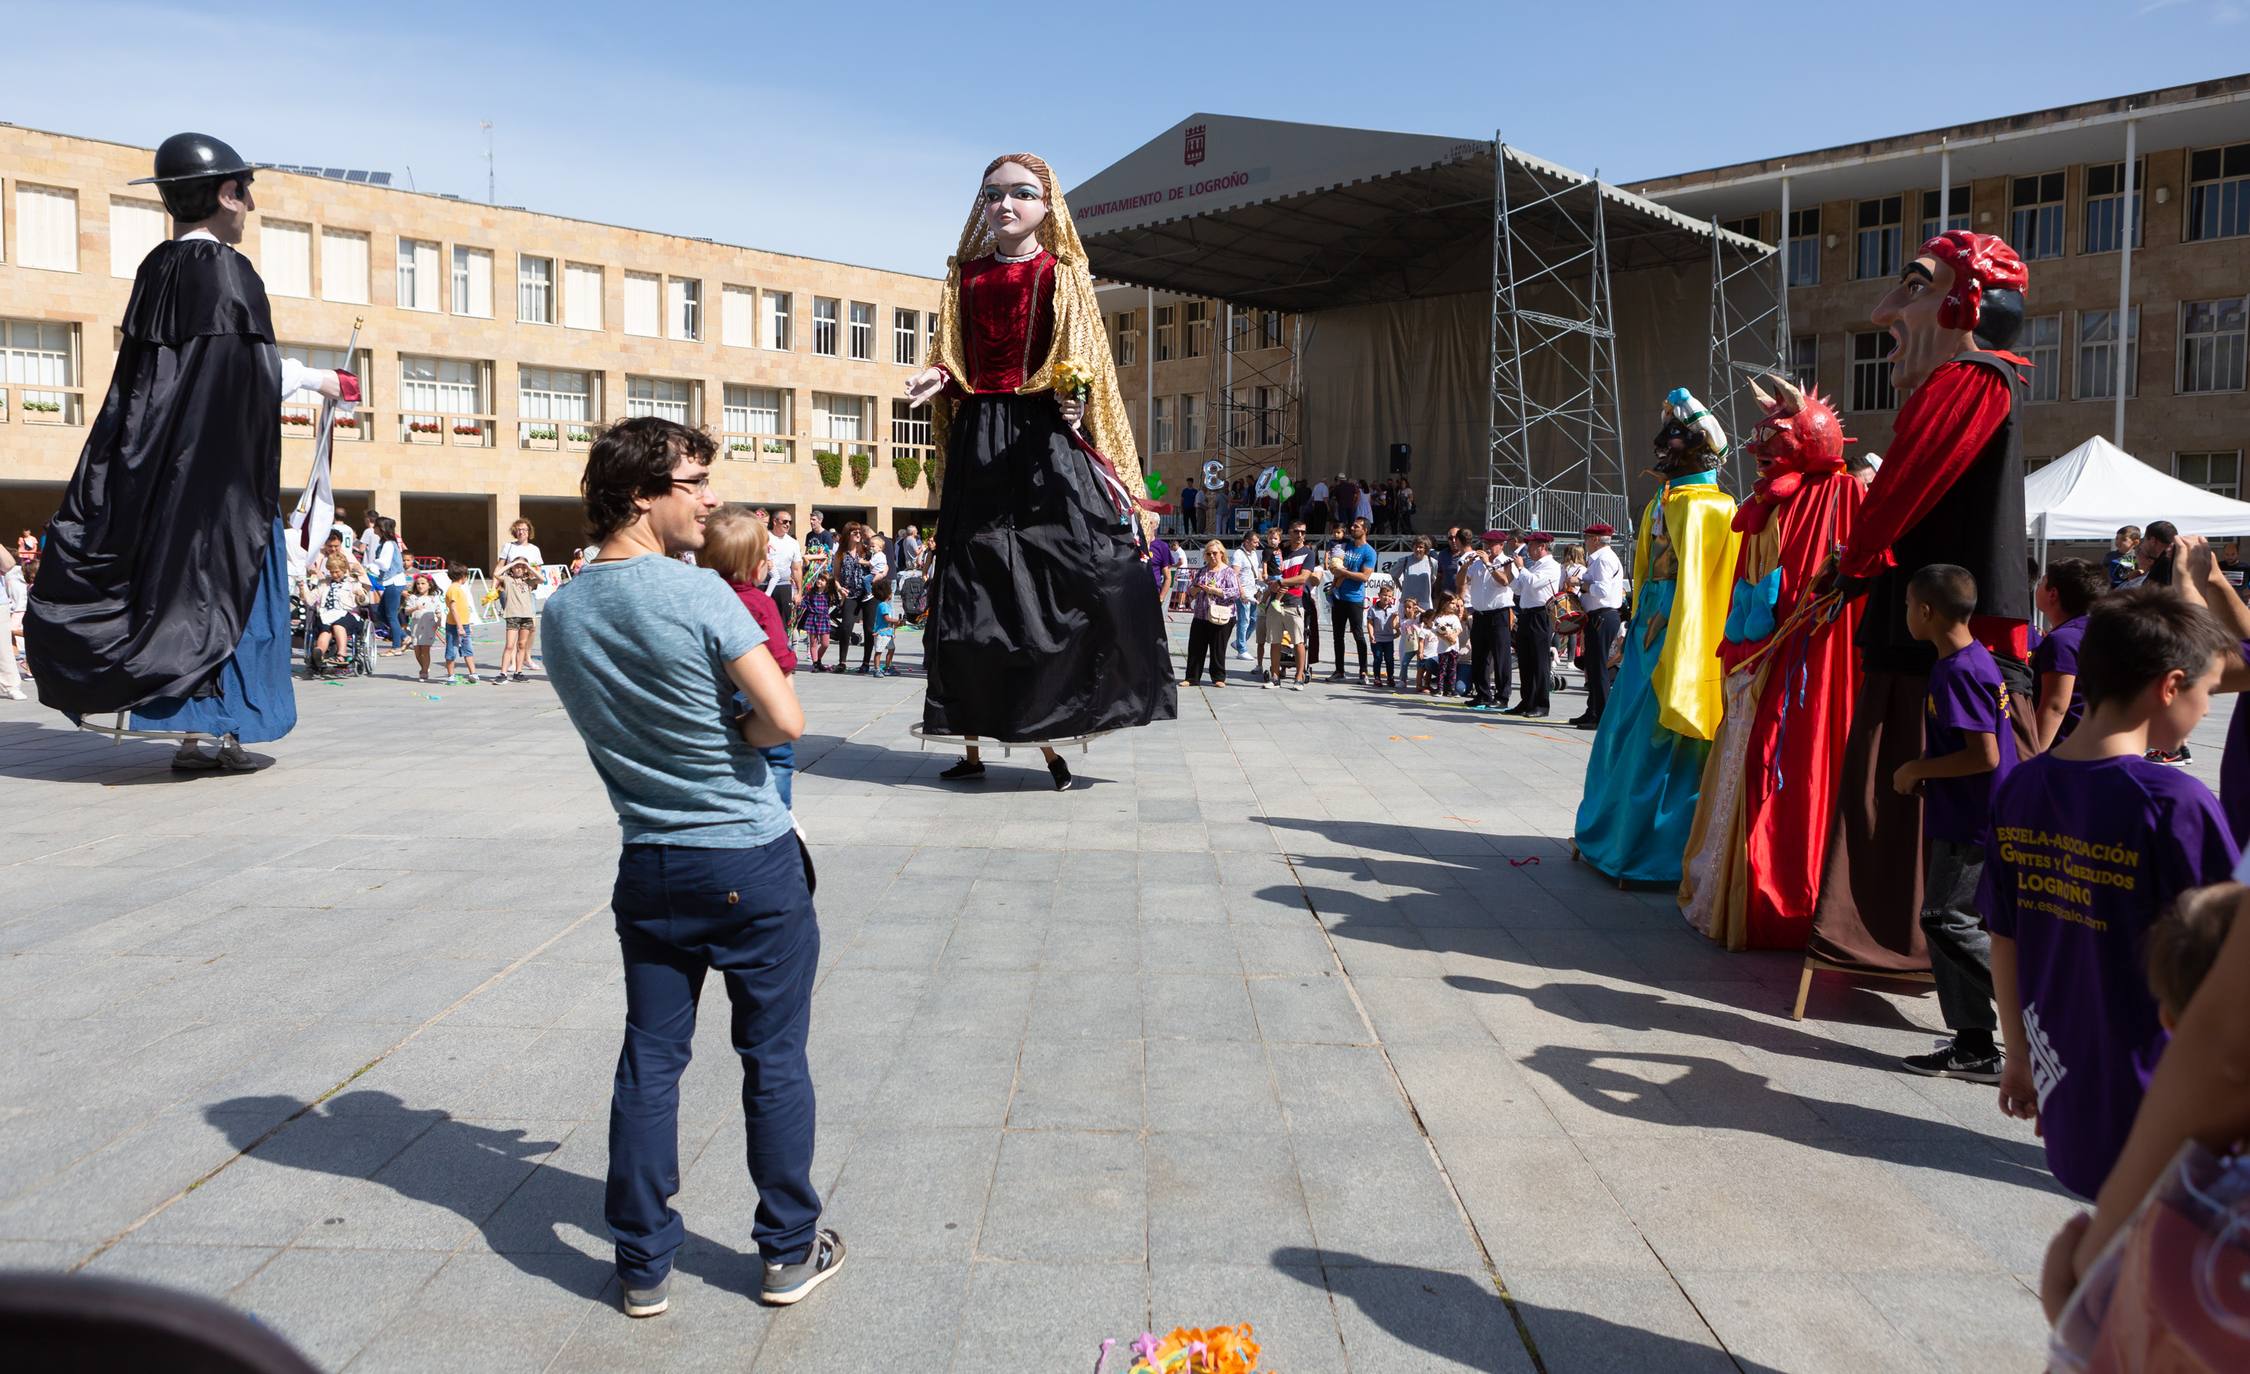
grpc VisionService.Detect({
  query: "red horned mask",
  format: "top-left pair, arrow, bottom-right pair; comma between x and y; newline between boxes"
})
1746,374 -> 1848,477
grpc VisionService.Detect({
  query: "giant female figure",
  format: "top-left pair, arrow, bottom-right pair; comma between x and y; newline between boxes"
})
905,155 -> 1175,788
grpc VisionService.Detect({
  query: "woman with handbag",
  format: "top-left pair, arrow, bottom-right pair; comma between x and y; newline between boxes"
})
1183,539 -> 1241,688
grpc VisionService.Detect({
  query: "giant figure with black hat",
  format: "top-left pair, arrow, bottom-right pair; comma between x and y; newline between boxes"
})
1806,230 -> 2033,993
25,133 -> 358,771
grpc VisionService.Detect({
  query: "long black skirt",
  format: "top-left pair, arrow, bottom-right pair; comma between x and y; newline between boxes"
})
922,394 -> 1176,743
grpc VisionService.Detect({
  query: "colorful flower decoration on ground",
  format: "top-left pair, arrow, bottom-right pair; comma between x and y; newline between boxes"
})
1095,1324 -> 1265,1373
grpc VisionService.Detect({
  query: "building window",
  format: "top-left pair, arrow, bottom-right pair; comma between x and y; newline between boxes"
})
1785,207 -> 1820,288
765,291 -> 794,351
813,298 -> 840,356
847,301 -> 874,361
1854,195 -> 1903,281
2010,172 -> 2065,260
110,198 -> 168,278
399,355 -> 485,416
2187,143 -> 2250,242
2082,161 -> 2145,255
926,311 -> 939,358
563,262 -> 603,330
14,184 -> 77,272
1184,301 -> 1210,359
725,384 -> 787,455
894,308 -> 920,365
623,271 -> 660,338
2180,297 -> 2248,394
280,343 -> 367,439
515,254 -> 554,324
1255,385 -> 1281,446
2077,307 -> 2140,400
1719,213 -> 1762,242
1,318 -> 82,423
1151,396 -> 1172,452
1260,310 -> 1284,349
2022,315 -> 2061,403
1849,330 -> 1897,412
450,245 -> 492,317
1180,392 -> 1204,450
720,285 -> 755,347
320,229 -> 369,305
394,237 -> 439,311
667,277 -> 701,341
2176,451 -> 2244,499
1789,334 -> 1819,388
1918,186 -> 1970,243
518,365 -> 595,445
1154,305 -> 1177,362
263,220 -> 313,297
890,398 -> 933,447
1110,310 -> 1138,366
812,392 -> 866,441
626,375 -> 695,423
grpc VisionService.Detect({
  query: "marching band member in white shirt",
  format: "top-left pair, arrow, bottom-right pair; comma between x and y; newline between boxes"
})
1570,522 -> 1629,729
1509,532 -> 1565,717
1457,529 -> 1516,710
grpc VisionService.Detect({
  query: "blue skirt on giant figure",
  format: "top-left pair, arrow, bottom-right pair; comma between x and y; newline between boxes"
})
1572,578 -> 1711,884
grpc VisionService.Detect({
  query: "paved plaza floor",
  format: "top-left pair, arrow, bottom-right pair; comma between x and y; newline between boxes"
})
5,617 -> 2191,1372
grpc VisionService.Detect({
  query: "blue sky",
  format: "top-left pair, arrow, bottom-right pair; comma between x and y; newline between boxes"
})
12,1 -> 2243,275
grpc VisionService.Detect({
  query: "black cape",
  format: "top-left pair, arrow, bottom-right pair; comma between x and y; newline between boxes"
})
25,238 -> 282,716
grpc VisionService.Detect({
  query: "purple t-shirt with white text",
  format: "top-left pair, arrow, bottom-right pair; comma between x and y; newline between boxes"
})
1922,640 -> 2019,844
1980,753 -> 2239,1198
2029,615 -> 2088,745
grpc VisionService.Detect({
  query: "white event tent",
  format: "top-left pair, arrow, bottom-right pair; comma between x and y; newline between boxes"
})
2027,436 -> 2250,564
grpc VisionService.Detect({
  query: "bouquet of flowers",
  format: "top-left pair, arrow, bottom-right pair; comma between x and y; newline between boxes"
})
1096,1324 -> 1266,1373
1052,358 -> 1096,402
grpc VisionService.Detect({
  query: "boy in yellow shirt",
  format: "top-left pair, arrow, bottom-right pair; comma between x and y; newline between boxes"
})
442,561 -> 480,684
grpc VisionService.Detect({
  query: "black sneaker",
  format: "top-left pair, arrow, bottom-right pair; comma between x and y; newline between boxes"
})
1900,1039 -> 2003,1084
1048,756 -> 1073,791
621,1273 -> 670,1318
939,759 -> 986,782
761,1228 -> 845,1307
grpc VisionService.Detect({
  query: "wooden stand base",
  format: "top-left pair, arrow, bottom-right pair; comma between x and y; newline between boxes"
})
1792,954 -> 1935,1021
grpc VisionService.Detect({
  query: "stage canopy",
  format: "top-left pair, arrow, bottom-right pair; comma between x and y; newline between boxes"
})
2028,435 -> 2250,542
1070,115 -> 1780,532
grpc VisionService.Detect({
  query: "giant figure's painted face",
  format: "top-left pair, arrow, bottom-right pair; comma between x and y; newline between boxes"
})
1871,253 -> 1962,398
1746,375 -> 1848,476
981,161 -> 1049,244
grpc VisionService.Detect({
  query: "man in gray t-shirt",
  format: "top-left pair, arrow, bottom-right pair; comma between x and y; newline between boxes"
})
541,417 -> 844,1317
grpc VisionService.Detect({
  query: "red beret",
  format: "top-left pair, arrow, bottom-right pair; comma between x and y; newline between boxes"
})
1583,523 -> 1614,536
1481,529 -> 1509,544
1525,531 -> 1555,544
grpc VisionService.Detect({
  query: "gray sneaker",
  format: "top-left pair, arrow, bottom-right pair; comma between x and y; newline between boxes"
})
761,1228 -> 844,1307
621,1273 -> 669,1318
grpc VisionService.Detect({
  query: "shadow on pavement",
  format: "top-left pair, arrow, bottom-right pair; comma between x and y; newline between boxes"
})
202,1091 -> 745,1303
1272,1248 -> 1786,1373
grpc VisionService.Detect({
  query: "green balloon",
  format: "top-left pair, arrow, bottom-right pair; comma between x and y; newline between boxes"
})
1145,472 -> 1169,499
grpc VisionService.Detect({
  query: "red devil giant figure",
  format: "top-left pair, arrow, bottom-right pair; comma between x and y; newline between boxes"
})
1678,375 -> 1866,949
1809,229 -> 2034,979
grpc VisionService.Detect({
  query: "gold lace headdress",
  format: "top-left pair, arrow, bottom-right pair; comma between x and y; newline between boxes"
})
926,153 -> 1154,536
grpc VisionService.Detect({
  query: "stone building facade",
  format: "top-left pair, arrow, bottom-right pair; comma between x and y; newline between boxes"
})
0,125 -> 943,567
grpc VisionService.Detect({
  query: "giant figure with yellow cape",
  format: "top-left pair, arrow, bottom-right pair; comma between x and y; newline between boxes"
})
1572,389 -> 1739,885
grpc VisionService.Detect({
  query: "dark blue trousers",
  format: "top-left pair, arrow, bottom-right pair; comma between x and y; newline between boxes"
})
607,835 -> 820,1284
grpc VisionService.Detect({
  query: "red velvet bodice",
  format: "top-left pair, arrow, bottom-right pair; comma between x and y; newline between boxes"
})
957,251 -> 1056,393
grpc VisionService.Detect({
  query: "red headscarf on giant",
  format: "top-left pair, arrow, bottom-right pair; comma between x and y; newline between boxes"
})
1921,230 -> 2028,335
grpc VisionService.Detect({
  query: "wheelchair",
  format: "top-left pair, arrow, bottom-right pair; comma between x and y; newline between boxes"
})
297,601 -> 375,679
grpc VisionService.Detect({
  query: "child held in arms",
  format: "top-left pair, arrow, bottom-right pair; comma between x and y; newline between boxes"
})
703,507 -> 801,809
1983,585 -> 2238,1198
1891,564 -> 2020,1084
2029,558 -> 2106,752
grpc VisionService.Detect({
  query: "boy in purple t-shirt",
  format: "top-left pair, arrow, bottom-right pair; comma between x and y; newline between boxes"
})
1983,586 -> 2239,1198
2029,558 -> 2104,752
1892,564 -> 2020,1083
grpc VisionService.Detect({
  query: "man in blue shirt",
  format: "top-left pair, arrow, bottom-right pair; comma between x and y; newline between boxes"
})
1326,517 -> 1380,683
542,417 -> 843,1319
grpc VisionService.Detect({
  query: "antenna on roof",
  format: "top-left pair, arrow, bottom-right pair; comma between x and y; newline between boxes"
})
481,120 -> 495,204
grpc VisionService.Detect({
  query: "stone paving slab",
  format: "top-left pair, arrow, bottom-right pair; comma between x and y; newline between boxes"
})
0,616 -> 2169,1370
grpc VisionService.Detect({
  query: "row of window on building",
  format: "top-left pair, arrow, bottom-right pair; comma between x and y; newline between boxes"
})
1142,387 -> 1290,454
0,181 -> 938,365
0,317 -> 933,455
1106,304 -> 1287,366
1803,295 -> 2248,413
1727,141 -> 2250,288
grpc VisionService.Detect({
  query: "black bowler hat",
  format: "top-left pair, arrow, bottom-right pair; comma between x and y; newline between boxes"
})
131,132 -> 254,187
